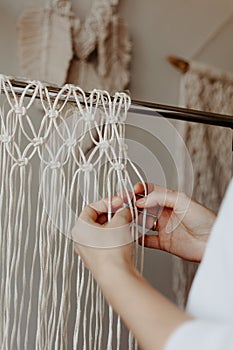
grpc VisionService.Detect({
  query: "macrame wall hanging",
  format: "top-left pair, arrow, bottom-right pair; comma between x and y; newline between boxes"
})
173,61 -> 233,308
18,0 -> 131,93
0,74 -> 146,349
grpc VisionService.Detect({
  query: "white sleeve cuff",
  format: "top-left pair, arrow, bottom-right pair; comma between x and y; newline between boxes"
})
165,319 -> 233,350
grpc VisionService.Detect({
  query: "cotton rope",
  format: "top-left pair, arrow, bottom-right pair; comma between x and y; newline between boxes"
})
0,75 -> 146,350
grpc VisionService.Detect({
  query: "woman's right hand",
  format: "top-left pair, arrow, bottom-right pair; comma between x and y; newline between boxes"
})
134,183 -> 216,262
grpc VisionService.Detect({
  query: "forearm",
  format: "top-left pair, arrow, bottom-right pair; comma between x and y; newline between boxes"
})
97,265 -> 192,350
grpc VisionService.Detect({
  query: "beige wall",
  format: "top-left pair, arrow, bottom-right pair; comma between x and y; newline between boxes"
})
1,0 -> 233,305
2,0 -> 233,103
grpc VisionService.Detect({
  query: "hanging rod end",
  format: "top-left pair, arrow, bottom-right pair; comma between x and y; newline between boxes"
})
166,55 -> 190,74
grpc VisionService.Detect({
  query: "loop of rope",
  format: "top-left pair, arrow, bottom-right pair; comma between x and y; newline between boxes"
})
0,73 -> 131,178
98,140 -> 110,150
32,137 -> 44,147
65,138 -> 76,148
49,161 -> 62,169
14,105 -> 26,116
16,157 -> 29,167
112,162 -> 125,171
48,109 -> 59,119
0,74 -> 147,350
80,163 -> 94,172
0,134 -> 11,143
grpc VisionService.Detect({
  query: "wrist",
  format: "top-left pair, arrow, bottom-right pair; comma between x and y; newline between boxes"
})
95,260 -> 139,289
195,236 -> 208,262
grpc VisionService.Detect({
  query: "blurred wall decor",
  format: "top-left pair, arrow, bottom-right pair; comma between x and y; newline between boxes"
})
18,0 -> 73,86
18,0 -> 131,93
67,0 -> 131,92
173,60 -> 233,308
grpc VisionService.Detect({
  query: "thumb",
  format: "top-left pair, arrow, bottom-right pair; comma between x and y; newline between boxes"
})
136,187 -> 187,211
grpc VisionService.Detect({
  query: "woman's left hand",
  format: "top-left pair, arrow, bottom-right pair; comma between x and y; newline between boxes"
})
72,196 -> 191,350
71,196 -> 134,283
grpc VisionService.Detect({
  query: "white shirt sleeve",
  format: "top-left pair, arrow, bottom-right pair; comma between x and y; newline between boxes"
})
165,320 -> 233,350
165,179 -> 233,350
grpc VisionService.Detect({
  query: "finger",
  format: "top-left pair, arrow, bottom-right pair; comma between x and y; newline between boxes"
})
133,182 -> 154,195
91,196 -> 123,214
136,188 -> 178,209
79,205 -> 100,224
80,197 -> 123,223
117,189 -> 133,204
139,234 -> 161,250
108,207 -> 132,228
137,212 -> 157,230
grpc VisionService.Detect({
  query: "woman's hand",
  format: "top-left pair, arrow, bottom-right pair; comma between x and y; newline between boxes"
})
71,196 -> 134,283
135,183 -> 216,262
72,194 -> 191,350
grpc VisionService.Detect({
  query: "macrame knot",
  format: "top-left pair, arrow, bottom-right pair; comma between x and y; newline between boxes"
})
0,134 -> 11,143
32,137 -> 44,147
48,109 -> 59,119
83,112 -> 94,122
49,161 -> 62,169
14,105 -> 26,116
99,140 -> 110,150
66,138 -> 76,147
109,115 -> 118,123
16,158 -> 29,167
113,162 -> 124,171
80,163 -> 93,172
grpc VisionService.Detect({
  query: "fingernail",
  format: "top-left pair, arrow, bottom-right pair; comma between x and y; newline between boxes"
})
136,198 -> 145,204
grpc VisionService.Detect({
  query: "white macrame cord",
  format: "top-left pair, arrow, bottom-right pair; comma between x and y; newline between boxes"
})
0,75 -> 146,350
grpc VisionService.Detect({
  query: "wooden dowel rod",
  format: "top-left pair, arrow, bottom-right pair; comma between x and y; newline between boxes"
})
166,55 -> 190,73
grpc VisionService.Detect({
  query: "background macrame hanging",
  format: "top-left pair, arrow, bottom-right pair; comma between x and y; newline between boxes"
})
67,0 -> 131,93
18,0 -> 73,86
0,74 -> 146,349
173,61 -> 233,308
18,0 -> 132,93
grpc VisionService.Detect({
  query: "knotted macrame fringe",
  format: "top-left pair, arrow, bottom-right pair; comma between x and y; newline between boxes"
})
0,75 -> 146,349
